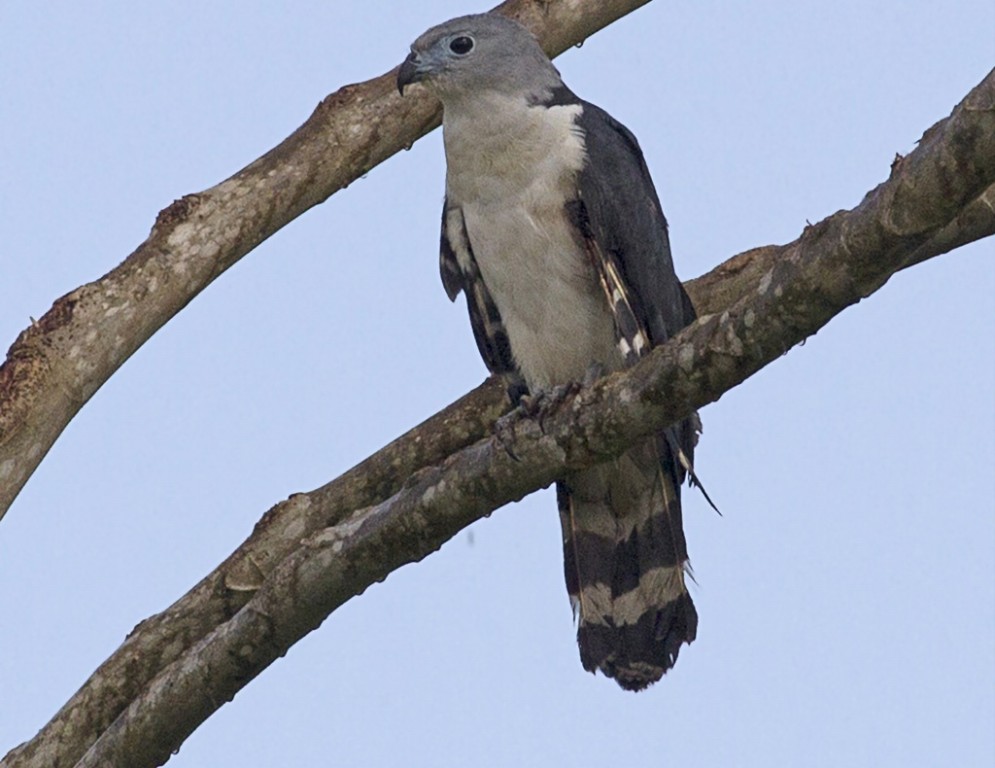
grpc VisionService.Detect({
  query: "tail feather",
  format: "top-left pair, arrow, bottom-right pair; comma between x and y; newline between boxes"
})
558,436 -> 697,691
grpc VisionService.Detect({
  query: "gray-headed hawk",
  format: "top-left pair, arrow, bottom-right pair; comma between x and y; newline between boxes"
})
398,13 -> 703,691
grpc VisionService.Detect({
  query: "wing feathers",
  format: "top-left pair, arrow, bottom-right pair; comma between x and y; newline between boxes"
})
440,201 -> 515,374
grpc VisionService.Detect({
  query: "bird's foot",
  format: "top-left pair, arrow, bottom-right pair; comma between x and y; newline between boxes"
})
494,379 -> 579,460
494,408 -> 523,462
520,380 -> 584,436
494,367 -> 607,459
495,374 -> 529,461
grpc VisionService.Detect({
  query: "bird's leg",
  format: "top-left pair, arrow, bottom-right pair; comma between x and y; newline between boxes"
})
581,361 -> 607,388
494,374 -> 529,461
504,372 -> 529,408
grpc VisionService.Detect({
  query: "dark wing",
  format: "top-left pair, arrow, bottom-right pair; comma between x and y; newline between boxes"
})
572,101 -> 695,350
567,100 -> 701,482
440,200 -> 516,375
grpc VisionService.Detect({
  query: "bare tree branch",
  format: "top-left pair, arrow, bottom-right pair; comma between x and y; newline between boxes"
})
4,62 -> 991,768
0,0 -> 653,521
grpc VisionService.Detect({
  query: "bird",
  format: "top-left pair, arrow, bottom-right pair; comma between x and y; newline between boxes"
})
398,13 -> 703,691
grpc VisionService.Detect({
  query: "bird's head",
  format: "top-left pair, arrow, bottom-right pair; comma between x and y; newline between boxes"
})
396,13 -> 561,102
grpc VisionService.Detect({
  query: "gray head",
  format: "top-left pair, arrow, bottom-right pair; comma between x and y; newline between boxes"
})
396,14 -> 563,103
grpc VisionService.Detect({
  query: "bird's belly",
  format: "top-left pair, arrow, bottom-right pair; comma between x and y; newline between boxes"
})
462,201 -> 622,390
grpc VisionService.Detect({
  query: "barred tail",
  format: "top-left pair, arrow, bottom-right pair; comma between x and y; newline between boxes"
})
558,436 -> 697,691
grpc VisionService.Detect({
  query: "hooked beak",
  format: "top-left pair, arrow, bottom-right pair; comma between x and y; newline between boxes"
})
396,52 -> 424,96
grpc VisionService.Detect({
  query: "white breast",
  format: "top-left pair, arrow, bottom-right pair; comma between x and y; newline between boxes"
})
444,94 -> 622,390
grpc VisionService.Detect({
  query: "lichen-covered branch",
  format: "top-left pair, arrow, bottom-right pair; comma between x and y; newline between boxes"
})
0,0 -> 653,521
4,66 -> 991,768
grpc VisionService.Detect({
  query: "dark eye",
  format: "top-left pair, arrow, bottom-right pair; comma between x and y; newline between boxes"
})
449,36 -> 474,55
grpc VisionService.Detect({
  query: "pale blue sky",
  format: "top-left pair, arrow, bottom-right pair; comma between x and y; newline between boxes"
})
1,2 -> 993,766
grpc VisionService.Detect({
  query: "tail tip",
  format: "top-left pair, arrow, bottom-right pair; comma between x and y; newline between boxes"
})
579,593 -> 698,691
